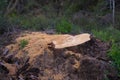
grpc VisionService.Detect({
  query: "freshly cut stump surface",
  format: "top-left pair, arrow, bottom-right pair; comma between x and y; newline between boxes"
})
52,33 -> 90,49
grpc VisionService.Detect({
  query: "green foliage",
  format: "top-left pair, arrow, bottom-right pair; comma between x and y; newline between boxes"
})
92,27 -> 120,42
8,14 -> 51,30
20,16 -> 50,30
0,16 -> 11,34
0,0 -> 7,14
92,27 -> 120,74
92,30 -> 112,41
8,13 -> 21,25
56,18 -> 72,33
65,3 -> 80,15
81,21 -> 98,32
25,0 -> 37,9
73,16 -> 103,32
19,39 -> 28,49
94,0 -> 110,16
108,42 -> 120,71
64,0 -> 98,15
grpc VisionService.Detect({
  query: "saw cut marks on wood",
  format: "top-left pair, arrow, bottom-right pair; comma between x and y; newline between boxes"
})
52,33 -> 91,49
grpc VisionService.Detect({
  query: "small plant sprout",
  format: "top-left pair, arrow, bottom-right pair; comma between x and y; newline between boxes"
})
19,39 -> 28,49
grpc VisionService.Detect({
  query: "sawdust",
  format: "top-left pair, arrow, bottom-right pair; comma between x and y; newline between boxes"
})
0,31 -> 119,80
6,32 -> 90,62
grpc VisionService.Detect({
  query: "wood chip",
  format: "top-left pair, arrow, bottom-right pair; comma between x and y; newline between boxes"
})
3,63 -> 17,75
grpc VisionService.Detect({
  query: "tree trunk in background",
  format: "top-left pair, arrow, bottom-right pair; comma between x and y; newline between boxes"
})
110,0 -> 112,10
112,0 -> 115,27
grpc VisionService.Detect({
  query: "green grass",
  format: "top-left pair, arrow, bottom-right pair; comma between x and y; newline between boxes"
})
56,18 -> 72,34
8,13 -> 52,31
108,40 -> 120,76
92,27 -> 120,42
92,27 -> 120,75
19,39 -> 28,49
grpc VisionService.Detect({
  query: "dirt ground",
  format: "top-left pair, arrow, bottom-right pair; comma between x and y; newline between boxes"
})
0,31 -> 119,80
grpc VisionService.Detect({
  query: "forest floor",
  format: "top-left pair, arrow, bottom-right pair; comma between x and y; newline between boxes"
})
0,30 -> 119,80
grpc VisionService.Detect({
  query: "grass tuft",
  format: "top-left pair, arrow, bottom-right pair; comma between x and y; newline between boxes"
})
19,39 -> 28,49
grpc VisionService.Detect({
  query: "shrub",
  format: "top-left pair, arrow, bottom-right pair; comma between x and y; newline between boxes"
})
0,0 -> 7,14
94,0 -> 110,16
92,28 -> 120,75
92,27 -> 120,42
19,39 -> 28,49
0,16 -> 11,34
108,42 -> 120,71
56,18 -> 72,34
92,30 -> 111,41
8,14 -> 51,31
